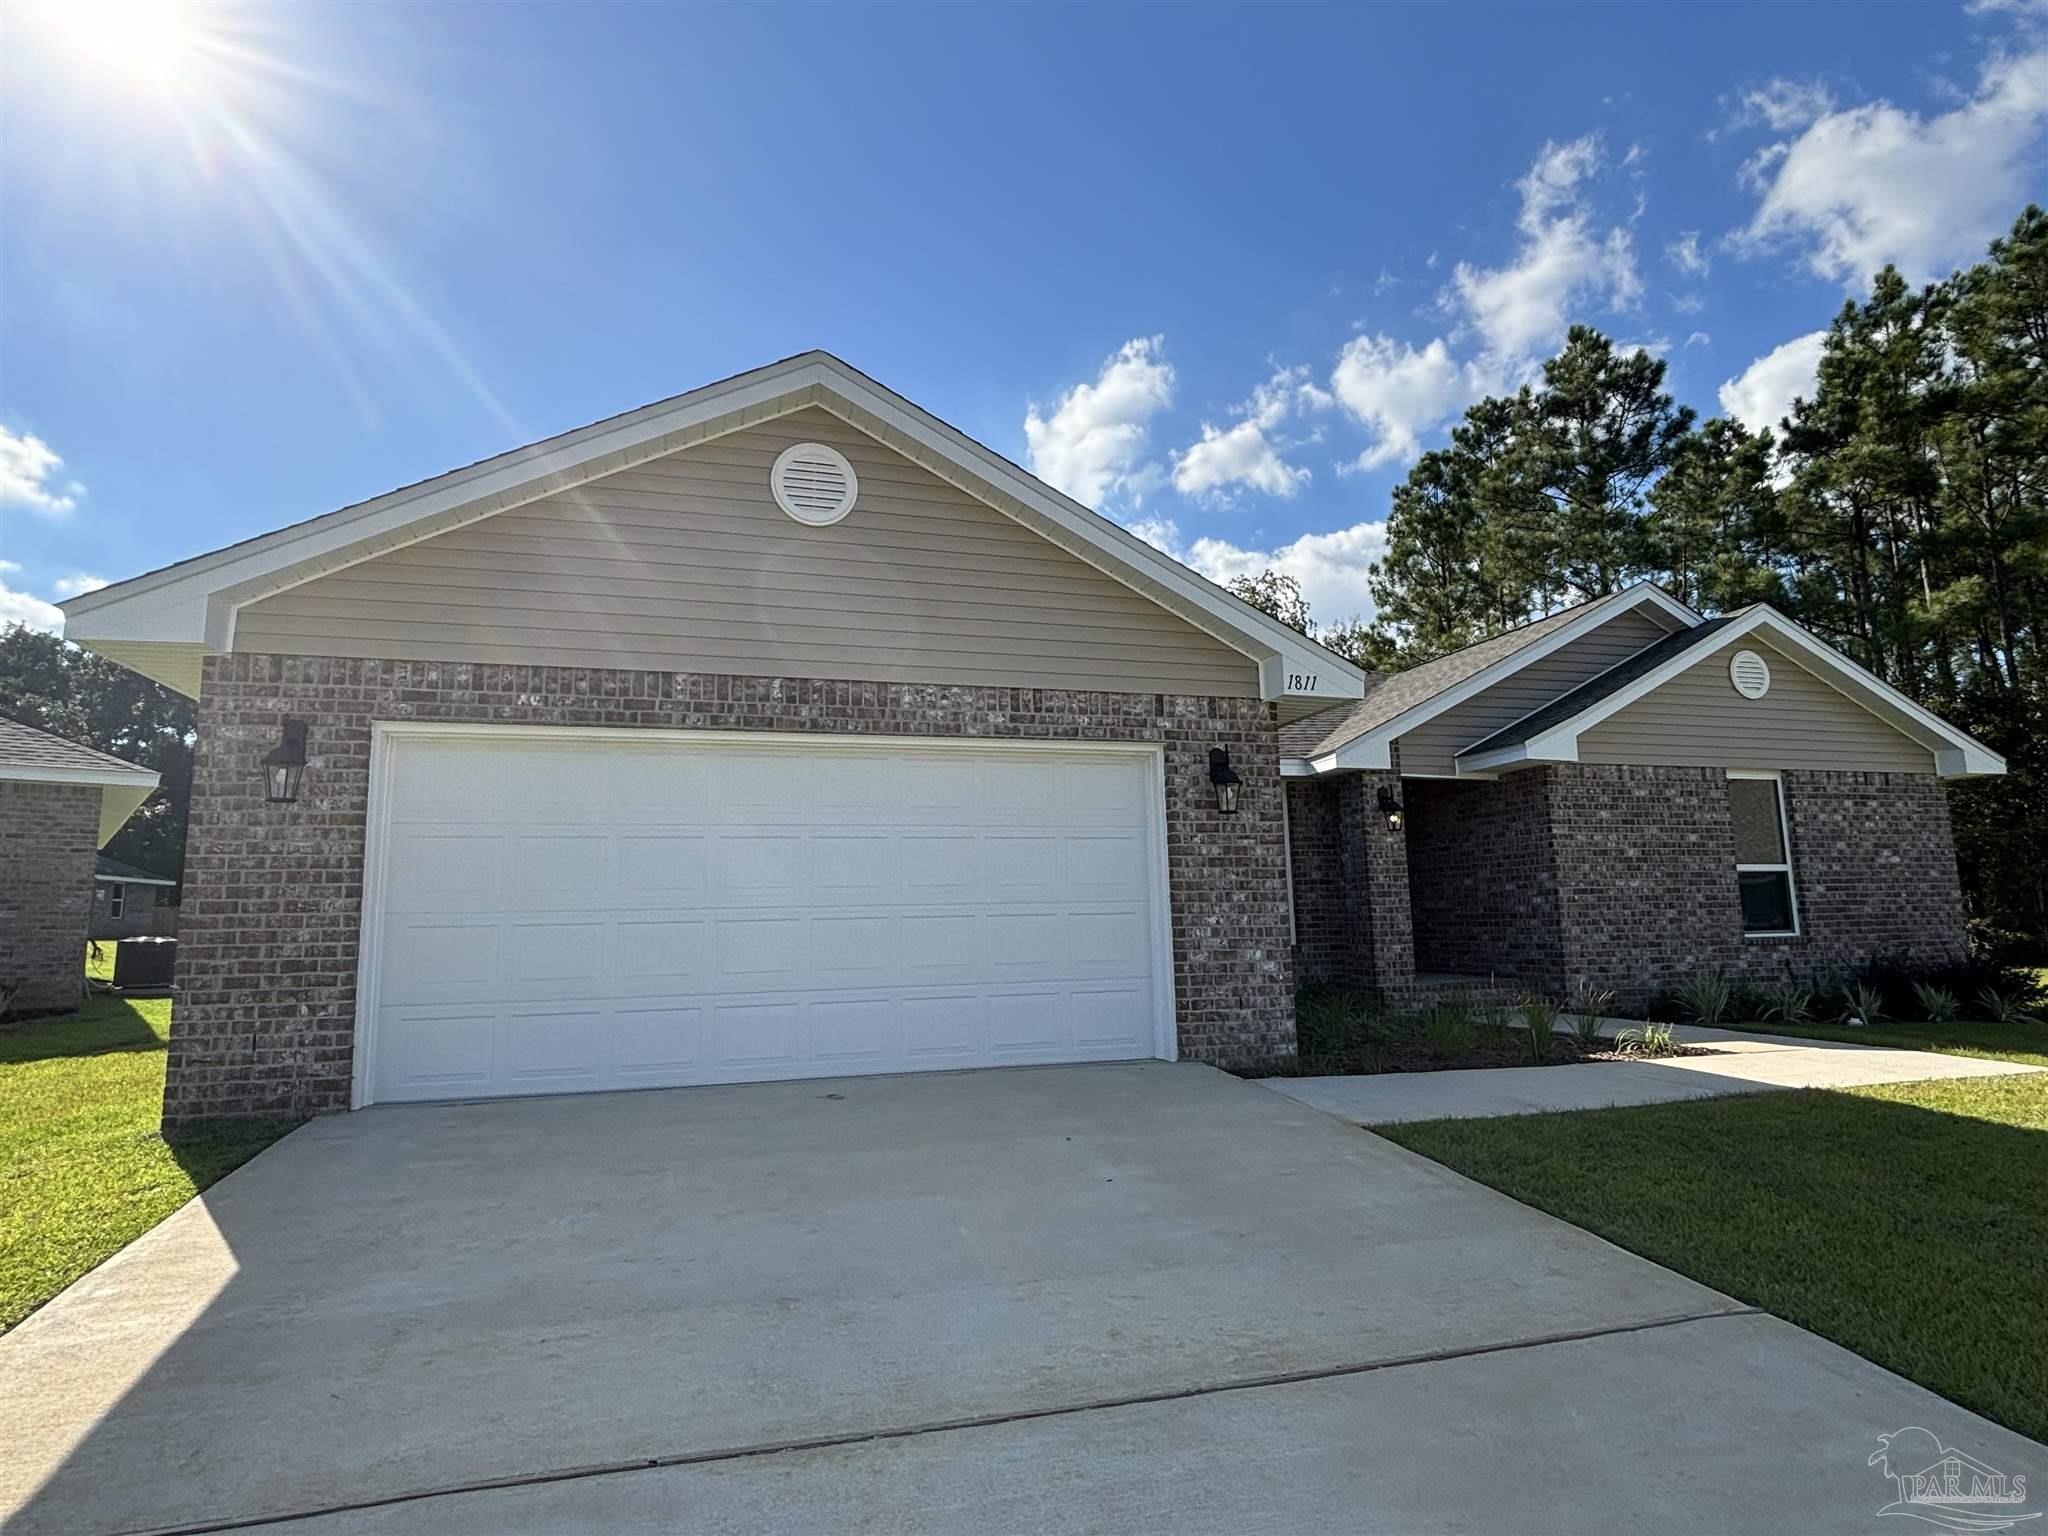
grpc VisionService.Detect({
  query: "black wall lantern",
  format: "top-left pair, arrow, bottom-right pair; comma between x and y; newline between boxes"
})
1208,746 -> 1242,814
263,717 -> 309,803
1376,783 -> 1405,833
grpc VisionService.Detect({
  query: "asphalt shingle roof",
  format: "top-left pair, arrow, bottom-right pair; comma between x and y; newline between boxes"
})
0,715 -> 154,778
1276,596 -> 1625,760
1457,613 -> 1742,758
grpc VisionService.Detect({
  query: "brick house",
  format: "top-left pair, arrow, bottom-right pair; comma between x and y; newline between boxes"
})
0,717 -> 160,1016
90,854 -> 176,941
58,354 -> 2002,1127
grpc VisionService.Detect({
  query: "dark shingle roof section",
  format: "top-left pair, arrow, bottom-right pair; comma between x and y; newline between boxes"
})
1276,598 -> 1618,760
0,715 -> 154,778
1458,613 -> 1741,759
96,853 -> 174,884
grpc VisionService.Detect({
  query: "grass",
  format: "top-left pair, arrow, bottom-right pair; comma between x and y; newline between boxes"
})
1383,1073 -> 2048,1443
1732,1014 -> 2048,1069
1,993 -> 296,1332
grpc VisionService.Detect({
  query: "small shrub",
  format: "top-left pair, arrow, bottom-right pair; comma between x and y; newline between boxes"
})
1422,996 -> 1475,1059
1615,1020 -> 1680,1057
1758,984 -> 1813,1028
1521,994 -> 1560,1062
1569,985 -> 1615,1045
1977,987 -> 2045,1028
1839,980 -> 1886,1028
1474,1000 -> 1515,1053
1910,981 -> 1959,1024
1674,972 -> 1734,1028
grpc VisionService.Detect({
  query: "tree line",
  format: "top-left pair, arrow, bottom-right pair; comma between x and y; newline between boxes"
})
1231,205 -> 2046,951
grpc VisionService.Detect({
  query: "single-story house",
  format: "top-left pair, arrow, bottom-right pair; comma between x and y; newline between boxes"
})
57,352 -> 2003,1127
91,853 -> 176,940
0,716 -> 161,1015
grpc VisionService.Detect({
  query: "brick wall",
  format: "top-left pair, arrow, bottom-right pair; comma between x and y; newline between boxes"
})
1404,776 -> 1566,994
1284,779 -> 1348,987
169,654 -> 1296,1126
89,882 -> 158,941
0,781 -> 97,1015
1336,763 -> 1416,1003
1547,763 -> 1968,1010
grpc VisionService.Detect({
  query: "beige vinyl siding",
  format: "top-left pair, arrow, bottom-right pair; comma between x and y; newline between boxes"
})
236,408 -> 1258,696
1578,636 -> 1937,772
1395,607 -> 1676,776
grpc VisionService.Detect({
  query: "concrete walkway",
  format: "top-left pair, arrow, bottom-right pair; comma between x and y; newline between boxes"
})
1262,1023 -> 2043,1126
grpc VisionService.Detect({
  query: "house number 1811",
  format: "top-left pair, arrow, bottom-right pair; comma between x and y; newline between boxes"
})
1286,672 -> 1318,693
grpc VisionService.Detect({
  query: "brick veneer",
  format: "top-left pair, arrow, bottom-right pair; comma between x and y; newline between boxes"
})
167,654 -> 1296,1126
0,780 -> 97,1015
1403,775 -> 1566,994
1546,763 -> 1968,1010
1336,762 -> 1416,1001
1284,779 -> 1348,987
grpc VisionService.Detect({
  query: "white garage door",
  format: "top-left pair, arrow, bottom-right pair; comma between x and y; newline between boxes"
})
359,729 -> 1170,1104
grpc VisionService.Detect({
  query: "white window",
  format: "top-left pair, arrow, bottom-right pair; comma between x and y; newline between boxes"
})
108,884 -> 125,920
1728,771 -> 1797,937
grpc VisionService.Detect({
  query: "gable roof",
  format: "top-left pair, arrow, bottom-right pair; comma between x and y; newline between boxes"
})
0,716 -> 161,846
61,351 -> 1365,713
1279,583 -> 1700,771
1455,605 -> 2004,779
96,853 -> 176,887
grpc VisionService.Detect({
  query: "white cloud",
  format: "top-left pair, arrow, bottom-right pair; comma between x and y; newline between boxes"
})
1171,366 -> 1326,504
52,573 -> 107,598
1450,134 -> 1644,364
1666,231 -> 1711,278
1732,78 -> 1838,134
1330,334 -> 1480,471
1719,330 -> 1826,434
1024,337 -> 1175,509
0,576 -> 63,633
1739,49 -> 2048,286
1685,330 -> 1713,349
0,425 -> 81,516
1129,515 -> 1390,624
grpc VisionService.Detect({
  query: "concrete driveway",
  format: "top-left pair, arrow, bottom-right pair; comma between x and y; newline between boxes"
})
3,1062 -> 2040,1535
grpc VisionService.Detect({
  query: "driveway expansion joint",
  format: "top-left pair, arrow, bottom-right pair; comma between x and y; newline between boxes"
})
123,1305 -> 1763,1536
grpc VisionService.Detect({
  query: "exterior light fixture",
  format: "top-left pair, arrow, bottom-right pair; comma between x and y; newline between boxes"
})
1377,784 -> 1405,833
1208,746 -> 1242,814
263,717 -> 309,804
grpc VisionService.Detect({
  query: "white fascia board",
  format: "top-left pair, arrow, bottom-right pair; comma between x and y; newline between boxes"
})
1483,608 -> 2006,779
1314,585 -> 1701,772
96,872 -> 177,886
1279,757 -> 1317,778
61,353 -> 1364,708
0,762 -> 159,790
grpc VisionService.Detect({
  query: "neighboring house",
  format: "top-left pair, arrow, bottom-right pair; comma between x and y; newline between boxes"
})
0,717 -> 161,1015
91,854 -> 176,940
57,353 -> 2001,1127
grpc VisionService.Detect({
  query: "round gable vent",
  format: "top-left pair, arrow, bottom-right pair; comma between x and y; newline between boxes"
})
1729,649 -> 1772,699
770,443 -> 858,526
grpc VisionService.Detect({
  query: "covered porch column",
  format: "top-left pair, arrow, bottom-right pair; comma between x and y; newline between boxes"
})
1335,764 -> 1417,1003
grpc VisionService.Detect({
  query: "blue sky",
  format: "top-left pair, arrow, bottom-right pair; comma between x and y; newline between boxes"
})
3,0 -> 2045,633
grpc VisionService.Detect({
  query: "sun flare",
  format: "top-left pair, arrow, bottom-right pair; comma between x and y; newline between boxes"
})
26,0 -> 210,100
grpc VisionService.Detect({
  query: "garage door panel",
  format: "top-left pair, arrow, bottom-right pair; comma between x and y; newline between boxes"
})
508,922 -> 605,992
383,834 -> 502,914
810,834 -> 897,903
502,1008 -> 604,1081
383,923 -> 499,1006
717,835 -> 804,902
510,835 -> 608,905
711,1000 -> 804,1068
366,733 -> 1166,1104
716,917 -> 806,984
616,836 -> 710,902
615,1005 -> 706,1073
611,919 -> 710,993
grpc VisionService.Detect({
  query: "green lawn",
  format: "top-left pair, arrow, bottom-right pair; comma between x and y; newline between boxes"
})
1383,1073 -> 2048,1444
0,995 -> 295,1332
